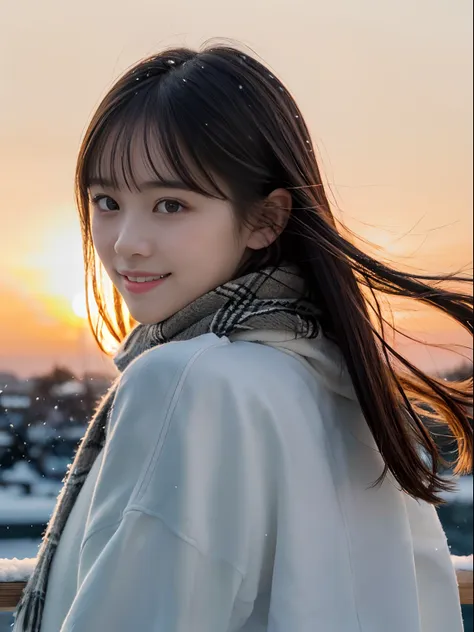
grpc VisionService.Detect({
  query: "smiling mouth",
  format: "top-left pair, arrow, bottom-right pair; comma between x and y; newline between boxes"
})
120,273 -> 171,295
123,274 -> 171,283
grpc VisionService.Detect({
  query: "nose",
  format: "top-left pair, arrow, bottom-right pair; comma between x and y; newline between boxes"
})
114,220 -> 154,259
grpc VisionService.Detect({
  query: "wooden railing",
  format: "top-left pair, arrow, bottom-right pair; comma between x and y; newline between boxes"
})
0,569 -> 472,612
458,570 -> 474,605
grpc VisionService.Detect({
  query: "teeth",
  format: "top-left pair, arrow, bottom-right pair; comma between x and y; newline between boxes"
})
126,275 -> 167,283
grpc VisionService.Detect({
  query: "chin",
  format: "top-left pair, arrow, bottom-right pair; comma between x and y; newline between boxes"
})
125,292 -> 198,326
130,312 -> 166,325
127,304 -> 178,325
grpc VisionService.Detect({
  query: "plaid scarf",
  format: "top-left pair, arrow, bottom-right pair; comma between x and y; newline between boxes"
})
13,265 -> 320,631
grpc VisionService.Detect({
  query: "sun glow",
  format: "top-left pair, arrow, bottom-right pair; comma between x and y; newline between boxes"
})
71,280 -> 127,355
72,292 -> 88,320
14,210 -> 86,322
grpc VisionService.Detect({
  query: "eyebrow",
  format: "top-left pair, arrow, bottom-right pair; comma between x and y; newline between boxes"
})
87,178 -> 192,191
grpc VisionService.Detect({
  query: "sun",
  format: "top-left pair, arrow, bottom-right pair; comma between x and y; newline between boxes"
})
72,292 -> 88,320
71,291 -> 101,323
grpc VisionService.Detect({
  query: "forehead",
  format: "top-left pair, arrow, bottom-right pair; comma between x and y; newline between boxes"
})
88,126 -> 177,191
86,118 -> 226,198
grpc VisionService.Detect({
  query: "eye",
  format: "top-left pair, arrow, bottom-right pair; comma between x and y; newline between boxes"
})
91,194 -> 119,212
155,199 -> 185,214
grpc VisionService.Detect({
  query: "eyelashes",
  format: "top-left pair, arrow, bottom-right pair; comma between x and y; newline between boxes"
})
155,199 -> 186,214
90,194 -> 188,214
90,194 -> 119,212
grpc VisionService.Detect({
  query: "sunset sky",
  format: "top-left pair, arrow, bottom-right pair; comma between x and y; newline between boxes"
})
0,0 -> 472,378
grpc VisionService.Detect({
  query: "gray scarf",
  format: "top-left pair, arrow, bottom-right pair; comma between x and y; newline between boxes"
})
13,265 -> 320,631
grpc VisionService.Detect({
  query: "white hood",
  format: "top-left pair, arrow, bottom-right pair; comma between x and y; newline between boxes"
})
229,329 -> 357,401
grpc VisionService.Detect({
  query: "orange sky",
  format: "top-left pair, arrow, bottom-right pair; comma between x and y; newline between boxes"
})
0,0 -> 472,377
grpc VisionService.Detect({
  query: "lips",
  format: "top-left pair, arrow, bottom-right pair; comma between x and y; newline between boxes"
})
118,269 -> 170,279
120,273 -> 171,295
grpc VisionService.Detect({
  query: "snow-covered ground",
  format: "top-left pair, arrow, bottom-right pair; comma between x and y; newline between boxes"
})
0,539 -> 40,561
1,460 -> 64,492
440,475 -> 473,504
0,492 -> 57,525
0,461 -> 471,526
0,462 -> 62,527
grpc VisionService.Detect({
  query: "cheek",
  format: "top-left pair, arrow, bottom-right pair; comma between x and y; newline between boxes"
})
91,218 -> 115,265
186,220 -> 240,267
191,207 -> 243,251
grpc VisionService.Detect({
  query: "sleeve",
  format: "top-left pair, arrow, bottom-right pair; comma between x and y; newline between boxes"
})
59,342 -> 269,632
404,494 -> 464,631
59,509 -> 244,632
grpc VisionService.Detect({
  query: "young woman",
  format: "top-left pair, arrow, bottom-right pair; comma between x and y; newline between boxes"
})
14,45 -> 472,632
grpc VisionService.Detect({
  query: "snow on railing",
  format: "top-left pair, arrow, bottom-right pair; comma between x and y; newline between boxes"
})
452,555 -> 474,572
0,555 -> 472,612
0,556 -> 36,582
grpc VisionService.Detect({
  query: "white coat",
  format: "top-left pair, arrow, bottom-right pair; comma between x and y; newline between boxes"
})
33,330 -> 462,631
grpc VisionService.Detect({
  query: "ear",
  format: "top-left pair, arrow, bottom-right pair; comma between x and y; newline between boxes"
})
246,188 -> 292,251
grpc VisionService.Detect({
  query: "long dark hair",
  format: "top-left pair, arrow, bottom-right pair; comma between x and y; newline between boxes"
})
75,44 -> 473,505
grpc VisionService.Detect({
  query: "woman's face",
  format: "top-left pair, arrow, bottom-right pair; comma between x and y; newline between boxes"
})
89,139 -> 254,324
